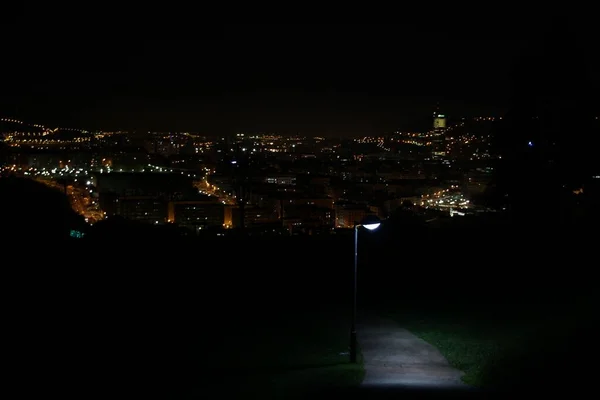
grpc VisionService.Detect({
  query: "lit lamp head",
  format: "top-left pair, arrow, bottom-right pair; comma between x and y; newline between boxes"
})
361,215 -> 381,231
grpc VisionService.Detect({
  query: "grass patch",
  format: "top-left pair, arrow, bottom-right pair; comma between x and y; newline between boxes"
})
181,308 -> 364,398
388,307 -> 556,387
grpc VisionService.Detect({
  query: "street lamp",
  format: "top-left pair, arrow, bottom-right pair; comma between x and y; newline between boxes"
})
350,215 -> 381,363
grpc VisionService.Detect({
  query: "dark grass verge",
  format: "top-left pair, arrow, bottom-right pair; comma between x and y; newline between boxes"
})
174,309 -> 365,398
387,301 -> 596,390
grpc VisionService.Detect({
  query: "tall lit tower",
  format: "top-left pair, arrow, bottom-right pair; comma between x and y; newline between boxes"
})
433,113 -> 446,130
431,104 -> 447,159
433,103 -> 446,130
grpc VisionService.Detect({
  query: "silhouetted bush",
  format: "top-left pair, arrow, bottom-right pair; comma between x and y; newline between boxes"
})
0,176 -> 85,242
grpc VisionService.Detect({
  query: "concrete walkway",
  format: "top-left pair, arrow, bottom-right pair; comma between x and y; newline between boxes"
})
357,315 -> 469,390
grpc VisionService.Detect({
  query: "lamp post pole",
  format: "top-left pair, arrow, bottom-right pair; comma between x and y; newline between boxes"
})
350,223 -> 359,363
349,215 -> 380,364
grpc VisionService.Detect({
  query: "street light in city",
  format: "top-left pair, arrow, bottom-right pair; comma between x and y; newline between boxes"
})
350,215 -> 381,363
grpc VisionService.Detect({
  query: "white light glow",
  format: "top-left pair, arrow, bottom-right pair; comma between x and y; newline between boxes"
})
363,223 -> 380,231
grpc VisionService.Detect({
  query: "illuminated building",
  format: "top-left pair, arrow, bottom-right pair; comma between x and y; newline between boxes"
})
431,105 -> 447,159
433,114 -> 446,129
168,199 -> 224,231
109,195 -> 168,224
334,202 -> 372,228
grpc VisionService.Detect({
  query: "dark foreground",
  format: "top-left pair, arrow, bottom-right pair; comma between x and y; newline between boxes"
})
6,222 -> 598,398
9,237 -> 364,399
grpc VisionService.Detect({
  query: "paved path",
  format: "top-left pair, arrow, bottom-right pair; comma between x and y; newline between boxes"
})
357,315 -> 469,390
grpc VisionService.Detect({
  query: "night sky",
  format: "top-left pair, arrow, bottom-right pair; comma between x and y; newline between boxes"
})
1,11 -> 595,135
